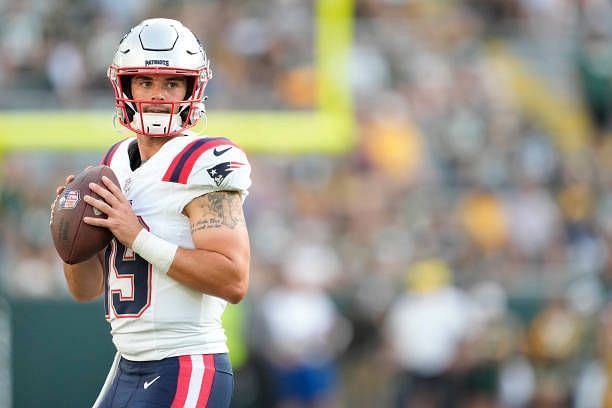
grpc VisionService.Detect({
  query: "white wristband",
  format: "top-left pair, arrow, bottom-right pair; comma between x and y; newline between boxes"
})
131,229 -> 178,274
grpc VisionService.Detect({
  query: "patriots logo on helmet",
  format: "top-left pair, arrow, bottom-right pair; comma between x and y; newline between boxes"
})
207,162 -> 245,186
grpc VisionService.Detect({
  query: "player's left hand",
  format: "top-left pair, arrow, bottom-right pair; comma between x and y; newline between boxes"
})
83,175 -> 143,248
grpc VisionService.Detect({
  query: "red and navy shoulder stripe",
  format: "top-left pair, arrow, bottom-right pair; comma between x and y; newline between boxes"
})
162,137 -> 237,184
100,139 -> 126,166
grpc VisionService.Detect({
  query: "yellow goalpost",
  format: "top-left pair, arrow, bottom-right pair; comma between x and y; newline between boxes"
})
0,0 -> 354,155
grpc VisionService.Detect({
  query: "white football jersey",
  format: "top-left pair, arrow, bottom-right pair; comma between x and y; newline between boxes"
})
100,132 -> 251,361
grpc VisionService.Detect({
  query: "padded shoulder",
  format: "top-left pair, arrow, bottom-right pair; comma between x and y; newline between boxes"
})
162,137 -> 251,192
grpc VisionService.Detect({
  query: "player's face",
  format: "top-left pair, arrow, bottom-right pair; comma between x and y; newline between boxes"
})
131,75 -> 188,114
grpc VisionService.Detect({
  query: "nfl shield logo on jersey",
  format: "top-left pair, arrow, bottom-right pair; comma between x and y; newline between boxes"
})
124,177 -> 133,194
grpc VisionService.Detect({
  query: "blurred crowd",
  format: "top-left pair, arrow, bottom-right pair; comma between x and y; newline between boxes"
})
0,0 -> 315,110
2,0 -> 612,407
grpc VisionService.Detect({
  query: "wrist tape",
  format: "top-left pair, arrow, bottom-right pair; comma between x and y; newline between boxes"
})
131,229 -> 178,274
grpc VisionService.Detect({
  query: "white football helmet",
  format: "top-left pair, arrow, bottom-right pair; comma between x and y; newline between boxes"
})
107,18 -> 212,137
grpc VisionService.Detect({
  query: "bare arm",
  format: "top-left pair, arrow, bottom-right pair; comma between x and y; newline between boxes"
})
169,191 -> 250,303
83,177 -> 250,304
63,253 -> 105,302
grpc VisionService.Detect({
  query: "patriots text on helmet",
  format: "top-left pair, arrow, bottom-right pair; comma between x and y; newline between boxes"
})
145,59 -> 170,66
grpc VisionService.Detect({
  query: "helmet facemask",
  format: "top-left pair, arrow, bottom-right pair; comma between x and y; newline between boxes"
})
109,66 -> 209,137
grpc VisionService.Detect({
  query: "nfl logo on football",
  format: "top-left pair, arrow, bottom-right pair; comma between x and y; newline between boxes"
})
60,190 -> 80,209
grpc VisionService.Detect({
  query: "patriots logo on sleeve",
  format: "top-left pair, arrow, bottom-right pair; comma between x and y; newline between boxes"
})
207,161 -> 245,186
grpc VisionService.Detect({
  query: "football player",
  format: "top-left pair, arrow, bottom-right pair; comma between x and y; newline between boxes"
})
55,18 -> 251,407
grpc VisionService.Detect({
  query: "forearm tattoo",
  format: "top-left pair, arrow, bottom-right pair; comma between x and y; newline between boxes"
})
190,191 -> 245,232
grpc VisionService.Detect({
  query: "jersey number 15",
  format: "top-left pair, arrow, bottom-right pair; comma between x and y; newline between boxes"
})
104,239 -> 152,318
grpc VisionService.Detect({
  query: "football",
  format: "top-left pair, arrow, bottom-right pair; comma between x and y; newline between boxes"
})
50,165 -> 119,264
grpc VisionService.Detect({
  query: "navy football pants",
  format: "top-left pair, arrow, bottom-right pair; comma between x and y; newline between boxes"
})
94,353 -> 233,408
